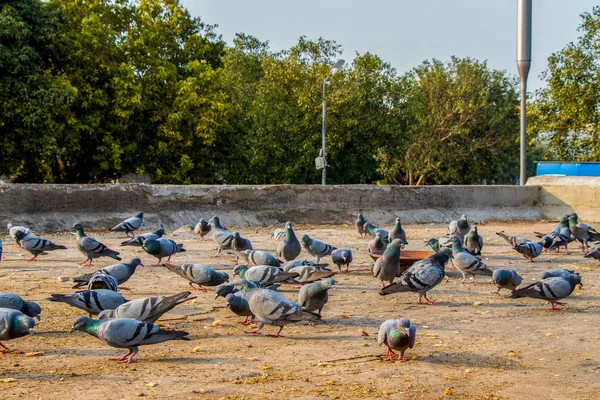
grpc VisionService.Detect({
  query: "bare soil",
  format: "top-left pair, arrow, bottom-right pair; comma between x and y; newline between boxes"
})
1,221 -> 599,399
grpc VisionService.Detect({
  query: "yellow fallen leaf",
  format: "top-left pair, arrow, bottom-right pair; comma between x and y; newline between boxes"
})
212,320 -> 221,327
146,382 -> 157,387
248,323 -> 257,329
0,378 -> 16,383
192,346 -> 201,353
259,365 -> 272,370
248,357 -> 257,361
425,333 -> 438,338
473,301 -> 483,306
546,333 -> 553,337
317,362 -> 332,367
444,387 -> 453,396
326,380 -> 335,385
464,369 -> 472,374
444,376 -> 458,381
25,351 -> 44,357
422,325 -> 430,329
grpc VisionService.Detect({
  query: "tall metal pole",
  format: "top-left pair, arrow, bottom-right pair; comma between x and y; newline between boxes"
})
517,0 -> 532,185
321,79 -> 327,186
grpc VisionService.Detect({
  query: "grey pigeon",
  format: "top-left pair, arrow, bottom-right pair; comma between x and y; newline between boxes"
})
491,269 -> 523,295
98,292 -> 194,323
464,225 -> 483,256
194,218 -> 212,240
372,239 -> 402,289
86,274 -> 119,292
378,318 -> 416,361
513,240 -> 543,262
209,216 -> 234,257
355,212 -> 368,237
142,238 -> 185,265
225,293 -> 254,325
0,308 -> 35,353
287,265 -> 335,284
448,214 -> 470,236
233,232 -> 253,252
569,213 -> 600,252
120,228 -> 165,247
7,223 -> 32,247
0,292 -> 42,320
300,234 -> 336,263
388,217 -> 408,245
235,279 -> 320,337
49,289 -> 127,315
363,222 -> 389,242
276,222 -> 302,262
163,263 -> 229,291
331,249 -> 353,273
236,250 -> 280,267
215,281 -> 280,299
109,212 -> 144,237
541,269 -> 579,280
496,232 -> 532,247
72,258 -> 144,288
368,232 -> 388,260
450,238 -> 493,283
379,248 -> 453,304
281,260 -> 317,271
69,316 -> 189,363
439,235 -> 464,248
584,243 -> 600,266
509,274 -> 582,310
233,265 -> 298,286
13,231 -> 67,261
72,223 -> 121,266
297,278 -> 335,318
548,216 -> 575,254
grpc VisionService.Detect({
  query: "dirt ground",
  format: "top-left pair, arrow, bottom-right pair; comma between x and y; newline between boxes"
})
1,219 -> 599,399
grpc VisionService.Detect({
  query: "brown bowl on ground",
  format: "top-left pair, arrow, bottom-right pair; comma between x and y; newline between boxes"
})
397,250 -> 434,276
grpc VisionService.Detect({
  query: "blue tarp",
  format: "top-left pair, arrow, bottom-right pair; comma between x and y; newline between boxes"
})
536,162 -> 600,176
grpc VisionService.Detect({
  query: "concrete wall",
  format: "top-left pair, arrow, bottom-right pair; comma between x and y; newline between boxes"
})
527,176 -> 600,223
0,184 -> 541,231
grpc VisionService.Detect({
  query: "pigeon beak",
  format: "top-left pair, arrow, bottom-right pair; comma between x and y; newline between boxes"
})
214,294 -> 219,300
35,315 -> 41,321
226,303 -> 231,309
140,263 -> 145,267
28,328 -> 34,335
68,327 -> 75,334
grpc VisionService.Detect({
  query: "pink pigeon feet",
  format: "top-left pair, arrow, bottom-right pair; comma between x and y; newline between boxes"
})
384,347 -> 396,361
239,317 -> 253,326
110,350 -> 136,363
265,327 -> 285,338
0,342 -> 11,354
418,295 -> 436,305
550,301 -> 567,310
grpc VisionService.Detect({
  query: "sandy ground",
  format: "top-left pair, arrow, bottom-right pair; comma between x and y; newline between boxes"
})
0,220 -> 599,400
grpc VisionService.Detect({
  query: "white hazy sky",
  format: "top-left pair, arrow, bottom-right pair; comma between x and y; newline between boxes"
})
182,0 -> 597,92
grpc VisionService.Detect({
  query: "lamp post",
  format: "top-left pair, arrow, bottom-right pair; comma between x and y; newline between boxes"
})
319,59 -> 346,185
517,0 -> 532,185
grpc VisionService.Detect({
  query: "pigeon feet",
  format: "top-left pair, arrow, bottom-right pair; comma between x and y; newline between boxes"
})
418,296 -> 436,305
304,321 -> 315,326
550,302 -> 567,310
244,329 -> 261,335
265,327 -> 284,337
110,350 -> 136,363
239,317 -> 253,326
26,256 -> 37,261
384,348 -> 396,361
490,290 -> 501,296
0,342 -> 10,353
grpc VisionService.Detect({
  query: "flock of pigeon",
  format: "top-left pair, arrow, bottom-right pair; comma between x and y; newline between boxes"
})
0,210 -> 598,363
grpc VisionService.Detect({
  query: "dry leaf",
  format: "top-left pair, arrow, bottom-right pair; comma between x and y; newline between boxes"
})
444,387 -> 453,396
259,365 -> 272,370
192,346 -> 201,353
0,378 -> 16,383
211,320 -> 221,327
25,351 -> 44,357
317,362 -> 332,367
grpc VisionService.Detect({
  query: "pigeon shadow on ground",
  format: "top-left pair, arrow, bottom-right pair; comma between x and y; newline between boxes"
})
155,357 -> 242,364
418,350 -> 527,370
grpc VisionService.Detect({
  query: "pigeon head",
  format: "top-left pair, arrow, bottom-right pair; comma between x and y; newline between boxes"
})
220,271 -> 230,282
461,215 -> 468,221
435,248 -> 454,264
234,232 -> 241,238
154,228 -> 166,237
225,293 -> 238,307
321,278 -> 336,289
233,265 -> 248,278
358,212 -> 363,218
97,309 -> 114,320
399,318 -> 411,330
209,216 -> 222,229
234,279 -> 259,295
472,225 -> 478,233
285,221 -> 294,230
300,234 -> 311,244
69,316 -> 97,335
130,258 -> 144,268
215,283 -> 236,299
22,301 -> 42,321
15,314 -> 36,336
135,212 -> 143,219
71,223 -> 84,234
566,273 -> 582,288
395,217 -> 401,224
142,239 -> 160,254
14,230 -> 28,241
6,223 -> 13,230
425,238 -> 439,246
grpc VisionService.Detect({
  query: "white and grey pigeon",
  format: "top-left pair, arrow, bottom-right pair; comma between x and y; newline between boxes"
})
235,279 -> 320,337
0,308 -> 35,353
120,228 -> 165,247
98,292 -> 194,323
270,228 -> 286,241
368,232 -> 388,260
86,274 -> 119,292
300,234 -> 336,263
0,292 -> 42,320
233,265 -> 298,286
142,238 -> 185,265
513,240 -> 543,262
584,243 -> 600,266
276,222 -> 302,262
496,232 -> 532,247
379,248 -> 453,304
13,230 -> 67,261
491,269 -> 523,295
568,213 -> 600,252
193,218 -> 211,240
163,263 -> 229,291
235,250 -> 280,267
372,239 -> 402,289
7,223 -> 33,247
225,292 -> 254,325
464,225 -> 483,256
378,318 -> 416,361
71,258 -> 144,288
363,222 -> 389,242
281,260 -> 317,271
541,269 -> 579,280
72,223 -> 121,266
209,216 -> 234,257
297,278 -> 335,319
448,215 -> 470,237
69,316 -> 189,363
331,249 -> 353,273
509,274 -> 582,310
287,265 -> 335,284
109,212 -> 144,237
450,237 -> 493,283
49,289 -> 128,315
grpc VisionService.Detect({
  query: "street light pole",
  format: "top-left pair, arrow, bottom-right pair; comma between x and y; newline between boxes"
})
320,59 -> 345,186
517,0 -> 532,185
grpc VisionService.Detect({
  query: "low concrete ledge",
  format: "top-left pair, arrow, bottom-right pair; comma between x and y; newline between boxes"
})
0,184 -> 540,231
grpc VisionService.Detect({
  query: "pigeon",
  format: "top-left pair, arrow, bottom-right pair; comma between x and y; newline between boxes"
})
235,279 -> 320,337
372,239 -> 403,289
109,212 -> 144,237
509,274 -> 582,310
355,212 -> 368,237
232,232 -> 253,252
281,260 -> 318,271
98,292 -> 194,323
439,235 -> 464,247
142,238 -> 185,265
215,281 -> 280,299
0,293 -> 42,320
496,232 -> 532,247
225,293 -> 254,325
209,216 -> 234,256
541,269 -> 579,280
450,237 -> 493,283
425,238 -> 440,252
193,218 -> 211,240
379,248 -> 453,304
513,240 -> 544,262
464,225 -> 483,256
491,269 -> 523,295
72,223 -> 121,266
300,234 -> 336,263
378,318 -> 416,361
7,223 -> 32,247
584,243 -> 600,266
368,232 -> 388,260
235,250 -> 280,267
120,228 -> 165,247
69,316 -> 189,363
0,308 -> 35,353
86,274 -> 119,292
568,213 -> 600,252
49,289 -> 128,315
233,265 -> 298,286
363,222 -> 389,242
287,265 -> 335,284
388,217 -> 408,245
71,258 -> 144,288
270,228 -> 286,241
163,263 -> 229,291
11,231 -> 67,261
276,222 -> 302,262
448,215 -> 470,236
331,249 -> 353,273
548,216 -> 575,254
297,278 -> 335,318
